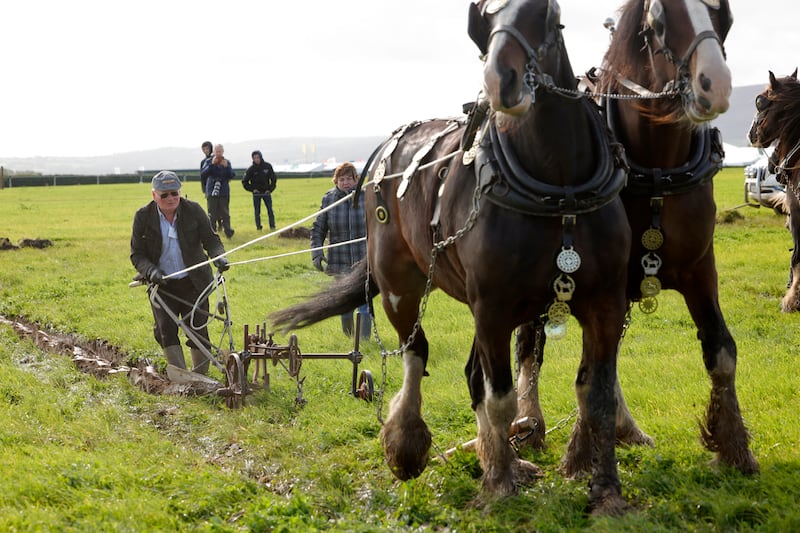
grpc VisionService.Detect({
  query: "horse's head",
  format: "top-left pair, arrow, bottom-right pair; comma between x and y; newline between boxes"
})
607,0 -> 733,125
468,0 -> 570,117
748,69 -> 800,148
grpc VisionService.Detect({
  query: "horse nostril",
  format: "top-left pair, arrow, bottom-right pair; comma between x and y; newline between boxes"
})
699,73 -> 712,92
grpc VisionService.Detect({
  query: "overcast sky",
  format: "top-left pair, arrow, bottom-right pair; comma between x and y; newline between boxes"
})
2,0 -> 796,158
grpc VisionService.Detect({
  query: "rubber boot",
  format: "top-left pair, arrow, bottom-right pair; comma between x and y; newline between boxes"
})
163,345 -> 186,369
341,313 -> 354,337
190,347 -> 209,375
357,312 -> 371,341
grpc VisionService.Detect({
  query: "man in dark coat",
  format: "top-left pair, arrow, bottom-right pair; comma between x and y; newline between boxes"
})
130,170 -> 230,374
242,149 -> 277,230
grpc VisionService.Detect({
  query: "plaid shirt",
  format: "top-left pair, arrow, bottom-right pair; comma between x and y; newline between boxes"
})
311,186 -> 366,275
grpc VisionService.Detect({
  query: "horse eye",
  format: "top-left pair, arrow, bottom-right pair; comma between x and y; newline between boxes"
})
756,94 -> 771,111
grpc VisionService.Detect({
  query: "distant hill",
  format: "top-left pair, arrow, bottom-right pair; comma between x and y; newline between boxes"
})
712,84 -> 763,147
0,85 -> 766,176
0,137 -> 386,176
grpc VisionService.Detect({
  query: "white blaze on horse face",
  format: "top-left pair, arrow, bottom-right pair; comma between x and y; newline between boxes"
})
684,0 -> 731,120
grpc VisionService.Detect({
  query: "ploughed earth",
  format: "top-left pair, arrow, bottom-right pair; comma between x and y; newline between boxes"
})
1,315 -> 220,397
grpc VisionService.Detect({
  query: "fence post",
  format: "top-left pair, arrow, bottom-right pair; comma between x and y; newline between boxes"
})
0,166 -> 4,190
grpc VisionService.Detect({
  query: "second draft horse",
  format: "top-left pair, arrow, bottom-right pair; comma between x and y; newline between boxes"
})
515,0 -> 758,477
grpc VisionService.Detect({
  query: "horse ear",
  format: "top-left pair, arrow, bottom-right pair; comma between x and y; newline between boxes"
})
716,0 -> 733,42
792,68 -> 798,80
468,2 -> 489,56
769,71 -> 779,89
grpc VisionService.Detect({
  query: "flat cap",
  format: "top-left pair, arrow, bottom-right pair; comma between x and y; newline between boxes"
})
151,170 -> 182,192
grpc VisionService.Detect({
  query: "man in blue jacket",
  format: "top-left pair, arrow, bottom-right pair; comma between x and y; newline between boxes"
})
201,143 -> 236,238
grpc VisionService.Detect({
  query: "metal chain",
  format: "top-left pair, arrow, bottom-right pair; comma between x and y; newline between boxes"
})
549,84 -> 679,101
372,181 -> 485,424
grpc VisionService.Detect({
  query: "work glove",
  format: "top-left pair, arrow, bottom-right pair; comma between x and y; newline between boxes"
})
146,267 -> 167,285
312,255 -> 325,272
214,256 -> 230,272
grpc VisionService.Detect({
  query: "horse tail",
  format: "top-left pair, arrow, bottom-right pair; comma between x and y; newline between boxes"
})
269,258 -> 378,331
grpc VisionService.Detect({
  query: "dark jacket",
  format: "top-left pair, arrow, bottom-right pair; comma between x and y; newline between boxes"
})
311,187 -> 367,275
201,159 -> 235,197
130,197 -> 225,292
200,155 -> 213,193
242,161 -> 277,194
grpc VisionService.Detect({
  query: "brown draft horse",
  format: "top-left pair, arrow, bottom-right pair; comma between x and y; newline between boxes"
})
272,0 -> 633,513
748,69 -> 800,312
515,0 -> 759,476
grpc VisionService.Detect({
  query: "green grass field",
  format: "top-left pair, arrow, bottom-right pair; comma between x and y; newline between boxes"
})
0,169 -> 798,531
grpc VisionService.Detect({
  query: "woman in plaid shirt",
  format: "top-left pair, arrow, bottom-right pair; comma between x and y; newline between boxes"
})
310,162 -> 370,339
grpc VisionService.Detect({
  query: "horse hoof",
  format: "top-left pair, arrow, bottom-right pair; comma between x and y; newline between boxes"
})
616,427 -> 655,448
589,492 -> 628,517
513,458 -> 544,486
380,420 -> 432,481
710,452 -> 760,476
558,451 -> 592,479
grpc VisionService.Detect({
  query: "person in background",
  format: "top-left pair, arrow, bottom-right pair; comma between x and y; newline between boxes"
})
201,143 -> 235,238
310,162 -> 370,339
242,150 -> 277,230
200,141 -> 213,201
130,170 -> 230,374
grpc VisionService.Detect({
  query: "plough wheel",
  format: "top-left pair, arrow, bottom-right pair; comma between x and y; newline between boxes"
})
225,353 -> 246,409
356,370 -> 374,402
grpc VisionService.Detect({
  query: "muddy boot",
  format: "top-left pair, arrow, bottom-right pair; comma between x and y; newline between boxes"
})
357,312 -> 371,341
190,348 -> 209,375
341,313 -> 354,337
163,345 -> 186,369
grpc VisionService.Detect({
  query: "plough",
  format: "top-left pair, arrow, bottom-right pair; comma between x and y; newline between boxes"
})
133,272 -> 374,409
238,312 -> 374,407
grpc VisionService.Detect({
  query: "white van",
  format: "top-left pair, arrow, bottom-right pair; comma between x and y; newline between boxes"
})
744,147 -> 786,214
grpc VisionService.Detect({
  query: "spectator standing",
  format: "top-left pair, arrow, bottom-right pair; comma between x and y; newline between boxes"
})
310,162 -> 370,339
199,141 -> 216,230
242,150 -> 277,230
130,171 -> 230,374
201,143 -> 236,238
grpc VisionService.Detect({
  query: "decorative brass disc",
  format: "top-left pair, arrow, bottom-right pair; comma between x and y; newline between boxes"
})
640,276 -> 661,297
373,161 -> 386,183
638,296 -> 659,314
553,274 -> 576,302
375,206 -> 389,224
641,228 -> 664,250
547,301 -> 571,325
462,146 -> 476,165
556,248 -> 581,273
544,320 -> 567,340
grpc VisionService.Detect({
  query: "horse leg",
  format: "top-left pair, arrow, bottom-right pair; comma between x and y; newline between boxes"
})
377,277 -> 433,480
613,372 -> 655,447
469,318 -> 541,498
381,332 -> 432,480
560,316 -> 626,515
781,193 -> 800,311
683,263 -> 759,474
513,322 -> 547,450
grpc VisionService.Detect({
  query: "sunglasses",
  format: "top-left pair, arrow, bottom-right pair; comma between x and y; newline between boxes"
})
159,191 -> 180,199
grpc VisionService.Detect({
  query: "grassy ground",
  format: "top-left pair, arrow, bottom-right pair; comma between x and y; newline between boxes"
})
0,169 -> 798,531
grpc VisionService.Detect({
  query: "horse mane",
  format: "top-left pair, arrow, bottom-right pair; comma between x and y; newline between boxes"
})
599,0 -> 689,126
772,78 -> 800,147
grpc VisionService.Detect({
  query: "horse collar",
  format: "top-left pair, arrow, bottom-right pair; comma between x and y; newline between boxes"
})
474,99 -> 628,216
603,97 -> 724,197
